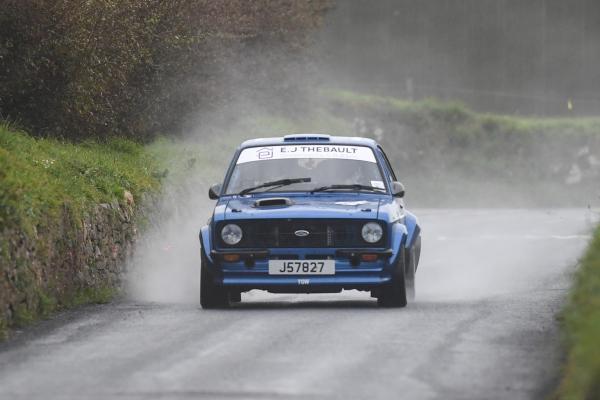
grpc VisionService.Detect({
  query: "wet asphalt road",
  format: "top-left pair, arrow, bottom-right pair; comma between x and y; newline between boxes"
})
0,209 -> 595,400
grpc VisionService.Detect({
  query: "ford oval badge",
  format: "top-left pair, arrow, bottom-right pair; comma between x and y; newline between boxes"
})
294,230 -> 310,237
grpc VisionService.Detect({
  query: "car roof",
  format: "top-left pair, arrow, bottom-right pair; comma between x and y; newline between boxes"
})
239,134 -> 379,149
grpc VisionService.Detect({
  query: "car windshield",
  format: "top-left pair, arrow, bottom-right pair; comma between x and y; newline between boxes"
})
224,144 -> 387,195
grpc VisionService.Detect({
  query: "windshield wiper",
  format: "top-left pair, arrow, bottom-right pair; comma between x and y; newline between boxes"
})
239,177 -> 311,195
310,184 -> 386,194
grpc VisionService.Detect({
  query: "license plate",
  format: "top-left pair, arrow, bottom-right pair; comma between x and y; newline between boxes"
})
268,260 -> 335,275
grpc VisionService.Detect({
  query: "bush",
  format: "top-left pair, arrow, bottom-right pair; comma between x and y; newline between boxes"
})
0,0 -> 331,140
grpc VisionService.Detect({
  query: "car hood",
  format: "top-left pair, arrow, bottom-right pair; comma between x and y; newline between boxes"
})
223,195 -> 381,220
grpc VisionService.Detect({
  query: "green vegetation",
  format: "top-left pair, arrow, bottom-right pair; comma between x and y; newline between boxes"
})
324,89 -> 600,133
0,123 -> 159,235
0,1 -> 330,140
0,124 -> 161,339
558,226 -> 600,400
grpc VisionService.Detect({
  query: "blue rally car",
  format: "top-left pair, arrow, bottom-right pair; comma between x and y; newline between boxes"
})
199,134 -> 421,308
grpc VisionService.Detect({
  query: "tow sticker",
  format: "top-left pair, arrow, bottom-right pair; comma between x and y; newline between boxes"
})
236,145 -> 377,164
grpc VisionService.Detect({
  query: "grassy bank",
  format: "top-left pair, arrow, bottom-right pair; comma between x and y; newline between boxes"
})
558,226 -> 600,399
0,124 -> 160,338
0,124 -> 159,234
321,90 -> 600,207
324,88 -> 600,124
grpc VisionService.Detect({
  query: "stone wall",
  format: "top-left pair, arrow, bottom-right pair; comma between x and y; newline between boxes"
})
0,199 -> 143,336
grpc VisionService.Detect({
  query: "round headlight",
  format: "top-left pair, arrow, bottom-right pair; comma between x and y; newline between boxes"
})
362,222 -> 383,243
221,224 -> 243,245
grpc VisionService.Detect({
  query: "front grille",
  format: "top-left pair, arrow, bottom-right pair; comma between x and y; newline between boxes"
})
216,219 -> 385,248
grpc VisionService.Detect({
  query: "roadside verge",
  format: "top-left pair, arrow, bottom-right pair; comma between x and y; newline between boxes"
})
558,224 -> 600,399
0,125 -> 160,339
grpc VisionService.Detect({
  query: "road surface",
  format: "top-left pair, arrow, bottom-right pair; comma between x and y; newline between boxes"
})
0,209 -> 596,400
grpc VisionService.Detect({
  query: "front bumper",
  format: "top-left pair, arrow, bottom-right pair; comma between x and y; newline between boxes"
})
208,247 -> 396,292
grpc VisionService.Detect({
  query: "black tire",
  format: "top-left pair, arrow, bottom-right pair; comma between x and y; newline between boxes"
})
200,250 -> 230,309
405,245 -> 416,301
378,248 -> 408,308
230,291 -> 242,303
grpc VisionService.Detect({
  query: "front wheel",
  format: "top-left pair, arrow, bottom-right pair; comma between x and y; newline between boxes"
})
200,250 -> 230,309
378,248 -> 408,308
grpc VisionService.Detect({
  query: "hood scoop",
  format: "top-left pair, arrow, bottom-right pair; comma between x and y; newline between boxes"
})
254,197 -> 293,207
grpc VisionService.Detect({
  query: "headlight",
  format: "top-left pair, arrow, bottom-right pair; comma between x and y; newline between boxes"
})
362,222 -> 383,243
221,224 -> 243,245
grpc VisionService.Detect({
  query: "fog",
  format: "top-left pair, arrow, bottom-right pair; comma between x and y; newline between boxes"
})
127,1 -> 600,304
127,109 -> 256,303
315,0 -> 600,116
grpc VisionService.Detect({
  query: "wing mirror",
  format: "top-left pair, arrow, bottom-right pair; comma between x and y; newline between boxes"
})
391,181 -> 405,198
208,183 -> 222,200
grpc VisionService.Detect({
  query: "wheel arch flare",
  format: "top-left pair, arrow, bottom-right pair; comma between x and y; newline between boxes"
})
403,211 -> 421,249
199,225 -> 213,263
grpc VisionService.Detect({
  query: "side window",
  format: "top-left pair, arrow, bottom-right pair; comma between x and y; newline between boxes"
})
378,146 -> 398,181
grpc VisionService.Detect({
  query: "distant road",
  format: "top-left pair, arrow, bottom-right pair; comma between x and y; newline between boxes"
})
0,209 -> 595,400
